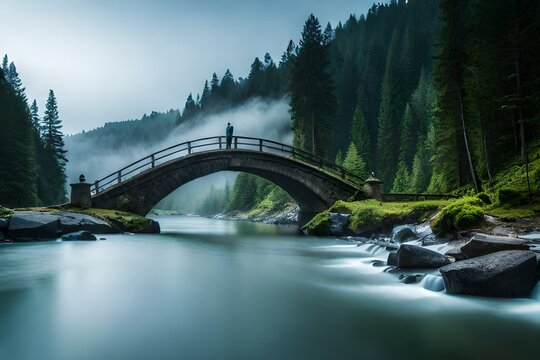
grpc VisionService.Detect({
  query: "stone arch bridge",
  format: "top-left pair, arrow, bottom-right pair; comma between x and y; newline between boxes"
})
89,136 -> 364,226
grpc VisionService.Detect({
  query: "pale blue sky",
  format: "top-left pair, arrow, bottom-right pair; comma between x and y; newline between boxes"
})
1,0 -> 374,133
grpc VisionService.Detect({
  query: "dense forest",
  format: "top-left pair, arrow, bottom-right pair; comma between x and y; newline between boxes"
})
2,0 -> 539,214
0,56 -> 68,207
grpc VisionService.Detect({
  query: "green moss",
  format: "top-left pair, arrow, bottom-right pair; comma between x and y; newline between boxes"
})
64,207 -> 156,233
304,199 -> 447,235
431,197 -> 484,233
486,207 -> 535,221
0,206 -> 13,218
497,188 -> 526,205
302,210 -> 332,235
476,192 -> 492,205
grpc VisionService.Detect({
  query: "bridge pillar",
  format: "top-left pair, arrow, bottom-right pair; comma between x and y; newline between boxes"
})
363,176 -> 384,200
70,174 -> 92,208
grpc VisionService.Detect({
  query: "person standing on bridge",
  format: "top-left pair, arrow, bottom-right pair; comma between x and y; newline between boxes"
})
226,122 -> 234,149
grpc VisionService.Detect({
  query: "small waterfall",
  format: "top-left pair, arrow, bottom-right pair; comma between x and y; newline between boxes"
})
356,243 -> 386,256
418,274 -> 445,292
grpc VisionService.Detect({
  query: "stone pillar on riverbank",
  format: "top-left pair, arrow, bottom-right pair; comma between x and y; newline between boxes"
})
70,174 -> 92,208
363,175 -> 384,200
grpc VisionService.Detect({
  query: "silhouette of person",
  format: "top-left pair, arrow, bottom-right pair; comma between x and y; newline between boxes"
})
226,122 -> 234,149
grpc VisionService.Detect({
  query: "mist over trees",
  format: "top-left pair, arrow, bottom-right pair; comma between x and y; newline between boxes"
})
0,56 -> 68,207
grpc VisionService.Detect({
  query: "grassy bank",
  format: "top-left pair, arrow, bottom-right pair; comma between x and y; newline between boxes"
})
304,199 -> 448,235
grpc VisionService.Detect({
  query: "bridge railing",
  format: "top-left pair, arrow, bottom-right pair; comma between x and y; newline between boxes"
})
90,136 -> 364,195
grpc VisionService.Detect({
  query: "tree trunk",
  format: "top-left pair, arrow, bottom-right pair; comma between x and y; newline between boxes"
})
483,132 -> 492,182
515,58 -> 531,197
512,0 -> 531,197
457,85 -> 481,192
311,111 -> 316,155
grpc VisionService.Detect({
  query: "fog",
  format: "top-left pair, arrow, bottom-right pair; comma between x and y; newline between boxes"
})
66,98 -> 292,212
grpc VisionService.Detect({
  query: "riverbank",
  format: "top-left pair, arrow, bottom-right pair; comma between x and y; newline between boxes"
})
212,202 -> 299,225
0,205 -> 160,242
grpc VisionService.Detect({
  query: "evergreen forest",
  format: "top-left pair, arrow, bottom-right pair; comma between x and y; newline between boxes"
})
2,0 -> 539,215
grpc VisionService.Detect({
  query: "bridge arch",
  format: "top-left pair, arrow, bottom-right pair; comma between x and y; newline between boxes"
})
90,137 -> 362,226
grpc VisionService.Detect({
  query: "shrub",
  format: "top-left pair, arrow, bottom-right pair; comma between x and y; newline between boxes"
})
431,197 -> 484,233
497,188 -> 524,205
476,192 -> 492,205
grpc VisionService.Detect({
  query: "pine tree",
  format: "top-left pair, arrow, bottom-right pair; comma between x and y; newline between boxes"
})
280,40 -> 297,65
210,73 -> 220,94
220,69 -> 235,100
323,22 -> 334,45
7,62 -> 27,103
342,142 -> 366,178
200,80 -> 210,109
41,89 -> 68,204
376,58 -> 400,186
248,57 -> 264,95
399,103 -> 415,167
29,100 -> 41,131
1,55 -> 8,74
263,53 -> 274,68
350,104 -> 371,171
392,161 -> 411,193
335,150 -> 343,166
290,14 -> 336,156
182,93 -> 197,118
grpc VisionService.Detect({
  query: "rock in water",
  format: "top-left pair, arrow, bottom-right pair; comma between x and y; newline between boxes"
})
7,212 -> 61,241
397,244 -> 452,269
445,247 -> 468,261
328,213 -> 350,236
387,252 -> 398,266
393,227 -> 416,243
61,231 -> 97,241
56,212 -> 114,234
0,217 -> 9,231
460,233 -> 529,258
439,250 -> 537,298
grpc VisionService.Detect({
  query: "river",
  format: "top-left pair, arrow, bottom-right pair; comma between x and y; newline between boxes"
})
1,215 -> 539,359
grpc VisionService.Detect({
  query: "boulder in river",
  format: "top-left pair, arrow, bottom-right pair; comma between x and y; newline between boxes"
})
387,252 -> 398,266
0,217 -> 9,232
7,212 -> 61,241
440,250 -> 537,298
397,244 -> 452,269
56,212 -> 114,234
328,213 -> 350,236
393,227 -> 416,243
61,231 -> 97,241
460,233 -> 529,258
444,247 -> 468,262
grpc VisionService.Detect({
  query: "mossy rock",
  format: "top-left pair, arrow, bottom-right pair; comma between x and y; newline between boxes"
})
304,199 -> 447,236
431,197 -> 484,233
302,210 -> 331,235
476,192 -> 492,205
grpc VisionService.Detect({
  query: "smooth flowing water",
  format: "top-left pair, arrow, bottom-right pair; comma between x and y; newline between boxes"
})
1,216 -> 539,360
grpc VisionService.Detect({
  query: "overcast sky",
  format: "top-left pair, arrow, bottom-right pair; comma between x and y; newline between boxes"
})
1,0 -> 374,134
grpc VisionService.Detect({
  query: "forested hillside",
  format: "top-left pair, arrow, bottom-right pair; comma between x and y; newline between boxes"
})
4,0 -> 538,215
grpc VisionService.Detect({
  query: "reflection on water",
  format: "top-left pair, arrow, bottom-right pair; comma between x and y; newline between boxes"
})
0,215 -> 539,360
